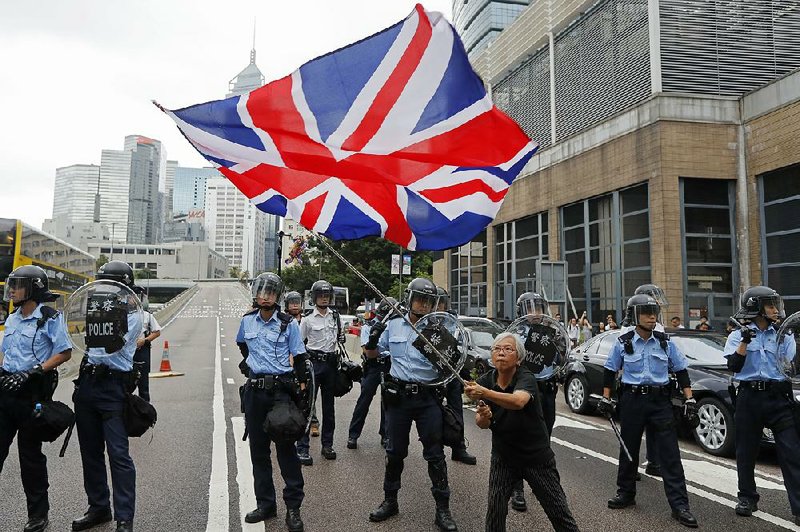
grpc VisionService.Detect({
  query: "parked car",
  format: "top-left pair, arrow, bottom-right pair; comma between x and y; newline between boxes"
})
457,317 -> 505,376
561,328 -> 797,457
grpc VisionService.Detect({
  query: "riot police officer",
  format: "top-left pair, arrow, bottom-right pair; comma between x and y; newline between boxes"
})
436,287 -> 476,466
296,280 -> 343,465
724,286 -> 800,523
130,286 -> 161,402
72,261 -> 141,532
621,283 -> 671,479
346,298 -> 396,449
0,265 -> 72,532
508,291 -> 559,513
599,294 -> 698,528
365,278 -> 458,531
236,272 -> 307,531
284,291 -> 304,324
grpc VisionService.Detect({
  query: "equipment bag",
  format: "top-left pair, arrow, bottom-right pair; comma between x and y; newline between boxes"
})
26,400 -> 75,442
440,401 -> 464,448
123,394 -> 157,437
264,400 -> 307,443
332,345 -> 359,397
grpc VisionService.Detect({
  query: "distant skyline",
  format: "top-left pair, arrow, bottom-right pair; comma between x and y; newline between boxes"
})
0,1 -> 452,230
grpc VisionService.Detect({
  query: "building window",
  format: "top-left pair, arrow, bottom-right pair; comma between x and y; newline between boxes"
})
561,183 -> 650,324
494,212 -> 549,319
681,178 -> 737,329
760,164 -> 800,315
449,230 -> 487,316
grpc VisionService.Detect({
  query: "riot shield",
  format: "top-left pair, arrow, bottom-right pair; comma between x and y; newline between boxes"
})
64,280 -> 143,357
506,315 -> 571,374
777,311 -> 800,381
411,311 -> 467,386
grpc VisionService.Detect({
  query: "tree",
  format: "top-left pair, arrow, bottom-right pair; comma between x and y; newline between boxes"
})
229,266 -> 242,279
134,268 -> 156,280
280,236 -> 433,310
96,254 -> 109,271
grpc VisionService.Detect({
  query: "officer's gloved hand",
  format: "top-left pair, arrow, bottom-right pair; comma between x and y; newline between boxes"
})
1,365 -> 43,392
238,358 -> 251,378
365,321 -> 387,350
740,328 -> 754,344
597,396 -> 616,419
683,397 -> 700,428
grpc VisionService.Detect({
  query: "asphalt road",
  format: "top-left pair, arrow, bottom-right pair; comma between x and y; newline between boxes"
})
1,280 -> 797,531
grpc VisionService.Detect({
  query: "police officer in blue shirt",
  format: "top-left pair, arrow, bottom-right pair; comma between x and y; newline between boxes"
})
436,288 -> 477,467
346,298 -> 395,450
236,272 -> 307,532
1,265 -> 72,532
72,261 -> 142,532
598,293 -> 699,528
364,278 -> 458,531
724,286 -> 800,523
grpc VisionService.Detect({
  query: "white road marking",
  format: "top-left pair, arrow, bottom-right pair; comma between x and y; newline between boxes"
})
551,437 -> 798,530
553,416 -> 602,431
232,417 -> 262,531
223,358 -> 230,362
681,458 -> 785,493
206,316 -> 229,531
227,378 -> 235,385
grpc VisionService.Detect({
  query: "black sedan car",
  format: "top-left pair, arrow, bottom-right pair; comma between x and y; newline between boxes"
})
457,317 -> 505,376
561,328 -> 797,457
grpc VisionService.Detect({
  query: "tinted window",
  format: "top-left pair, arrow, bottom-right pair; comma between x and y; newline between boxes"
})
596,332 -> 621,357
670,334 -> 728,366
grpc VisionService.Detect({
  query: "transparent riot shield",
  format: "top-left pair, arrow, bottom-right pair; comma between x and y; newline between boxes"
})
64,280 -> 143,357
506,315 -> 571,375
777,311 -> 800,381
411,311 -> 468,386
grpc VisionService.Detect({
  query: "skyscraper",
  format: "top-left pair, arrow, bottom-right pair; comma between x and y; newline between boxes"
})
125,135 -> 163,244
227,47 -> 265,97
52,164 -> 100,224
452,0 -> 531,58
98,148 -> 132,241
172,166 -> 220,215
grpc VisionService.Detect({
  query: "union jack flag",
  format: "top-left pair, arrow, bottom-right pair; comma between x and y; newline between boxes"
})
159,4 -> 537,251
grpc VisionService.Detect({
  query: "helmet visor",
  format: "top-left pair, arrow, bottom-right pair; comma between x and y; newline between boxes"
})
251,277 -> 282,301
759,295 -> 785,320
284,294 -> 302,305
632,304 -> 661,326
3,277 -> 32,303
520,298 -> 550,317
645,286 -> 669,308
408,290 -> 437,313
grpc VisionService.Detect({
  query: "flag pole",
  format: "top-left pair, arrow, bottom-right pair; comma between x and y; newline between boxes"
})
312,232 -> 467,386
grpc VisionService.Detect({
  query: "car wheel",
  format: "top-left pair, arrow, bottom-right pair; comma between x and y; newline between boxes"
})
565,374 -> 590,414
693,397 -> 735,457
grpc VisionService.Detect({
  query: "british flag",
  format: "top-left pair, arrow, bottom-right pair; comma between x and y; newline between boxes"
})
160,4 -> 537,251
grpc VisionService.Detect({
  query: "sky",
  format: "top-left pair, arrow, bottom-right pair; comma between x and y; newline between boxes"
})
0,0 -> 453,230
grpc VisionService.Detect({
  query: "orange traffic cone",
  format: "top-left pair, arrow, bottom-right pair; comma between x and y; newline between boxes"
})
159,340 -> 173,372
150,340 -> 184,378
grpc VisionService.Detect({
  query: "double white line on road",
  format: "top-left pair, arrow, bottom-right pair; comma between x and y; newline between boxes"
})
206,316 -> 229,531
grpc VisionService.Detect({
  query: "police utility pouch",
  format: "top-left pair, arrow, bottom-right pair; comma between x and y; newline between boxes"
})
264,401 -> 306,443
27,400 -> 75,442
123,394 -> 157,437
440,402 -> 464,447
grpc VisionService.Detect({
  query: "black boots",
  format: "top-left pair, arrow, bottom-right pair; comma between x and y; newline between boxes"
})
369,494 -> 399,522
72,510 -> 113,531
285,508 -> 304,532
429,459 -> 458,531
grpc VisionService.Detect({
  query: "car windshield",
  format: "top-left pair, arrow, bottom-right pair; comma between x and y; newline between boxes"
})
670,334 -> 728,366
461,321 -> 504,349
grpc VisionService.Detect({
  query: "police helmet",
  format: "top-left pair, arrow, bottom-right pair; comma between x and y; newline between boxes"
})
626,293 -> 661,327
734,286 -> 784,322
436,287 -> 450,310
634,284 -> 669,308
310,280 -> 334,308
2,265 -> 58,304
284,290 -> 303,305
404,278 -> 437,315
516,292 -> 550,318
375,297 -> 400,321
97,261 -> 135,287
251,272 -> 284,302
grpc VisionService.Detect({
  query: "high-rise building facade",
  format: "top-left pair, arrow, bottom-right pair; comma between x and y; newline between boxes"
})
173,166 -> 220,215
452,0 -> 531,59
205,177 -> 267,275
227,48 -> 265,97
98,148 -> 132,241
125,135 -> 163,244
52,164 -> 100,224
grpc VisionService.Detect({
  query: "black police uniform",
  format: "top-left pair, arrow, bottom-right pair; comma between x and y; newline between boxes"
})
347,319 -> 388,446
1,292 -> 71,532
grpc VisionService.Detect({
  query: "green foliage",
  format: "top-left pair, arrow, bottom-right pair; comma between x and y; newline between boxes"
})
229,266 -> 241,279
95,254 -> 109,271
134,268 -> 156,280
280,236 -> 433,310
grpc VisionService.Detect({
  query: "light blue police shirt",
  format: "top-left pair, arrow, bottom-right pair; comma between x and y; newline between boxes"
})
724,323 -> 796,382
604,330 -> 688,385
237,311 -> 305,376
377,317 -> 439,383
87,311 -> 142,372
1,304 -> 72,372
